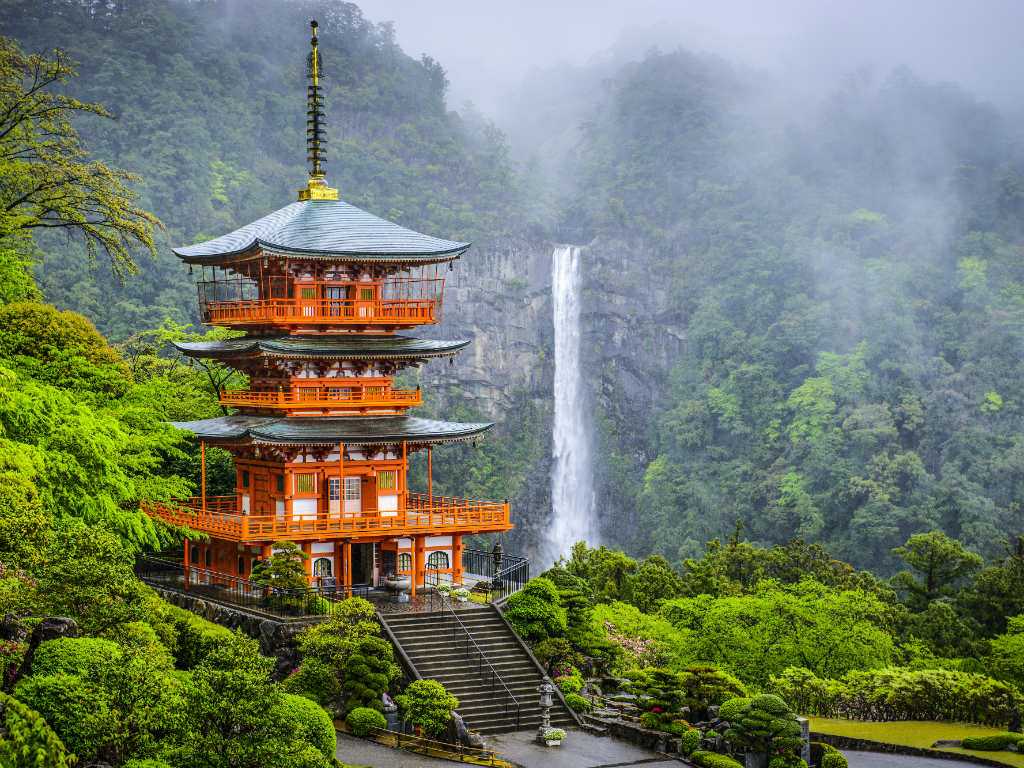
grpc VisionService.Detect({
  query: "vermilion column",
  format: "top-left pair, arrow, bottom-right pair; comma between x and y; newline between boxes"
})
183,537 -> 190,591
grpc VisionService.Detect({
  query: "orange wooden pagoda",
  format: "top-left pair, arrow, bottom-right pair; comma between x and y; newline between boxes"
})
143,20 -> 512,595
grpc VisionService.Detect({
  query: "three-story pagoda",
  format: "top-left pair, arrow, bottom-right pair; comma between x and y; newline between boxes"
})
144,21 -> 512,595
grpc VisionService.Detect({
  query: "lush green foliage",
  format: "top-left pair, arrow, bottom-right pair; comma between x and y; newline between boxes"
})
690,750 -> 743,768
503,577 -> 567,643
681,727 -> 702,755
346,706 -> 387,737
0,691 -> 73,768
960,733 -> 1024,751
395,679 -> 459,737
723,694 -> 803,755
341,635 -> 401,715
988,615 -> 1024,690
564,692 -> 592,713
770,666 -> 1023,726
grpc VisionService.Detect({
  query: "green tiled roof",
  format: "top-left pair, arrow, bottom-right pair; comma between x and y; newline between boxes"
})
174,200 -> 469,264
171,415 -> 492,446
174,334 -> 469,361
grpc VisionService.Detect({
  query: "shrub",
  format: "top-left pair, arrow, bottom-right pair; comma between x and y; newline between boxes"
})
31,637 -> 121,677
639,711 -> 661,729
543,727 -> 566,741
123,760 -> 174,768
630,667 -> 687,715
396,680 -> 459,738
273,693 -> 336,758
690,750 -> 743,768
960,732 -> 1024,751
341,636 -> 401,715
681,664 -> 747,721
556,669 -> 584,695
166,605 -> 236,669
717,696 -> 751,723
534,638 -> 584,674
820,744 -> 848,768
281,657 -> 342,706
347,706 -> 387,737
723,695 -> 802,755
769,756 -> 807,768
0,691 -> 74,768
681,728 -> 701,755
503,577 -> 567,642
564,692 -> 592,713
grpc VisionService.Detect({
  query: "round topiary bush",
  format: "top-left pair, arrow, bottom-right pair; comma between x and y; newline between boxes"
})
718,696 -> 751,723
820,745 -> 848,768
31,637 -> 120,677
273,693 -> 336,758
639,711 -> 661,729
681,728 -> 701,755
346,706 -> 387,737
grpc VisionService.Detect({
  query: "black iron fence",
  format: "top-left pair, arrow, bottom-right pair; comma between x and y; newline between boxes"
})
460,549 -> 529,602
135,556 -> 369,619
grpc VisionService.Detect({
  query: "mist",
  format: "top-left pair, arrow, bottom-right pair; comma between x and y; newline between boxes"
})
356,0 -> 1024,122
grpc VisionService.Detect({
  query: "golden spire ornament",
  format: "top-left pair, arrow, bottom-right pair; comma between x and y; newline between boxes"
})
298,19 -> 338,201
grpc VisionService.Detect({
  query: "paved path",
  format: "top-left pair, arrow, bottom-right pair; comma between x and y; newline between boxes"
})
488,729 -> 683,768
843,751 -> 983,768
336,732 -> 454,767
335,729 -> 683,768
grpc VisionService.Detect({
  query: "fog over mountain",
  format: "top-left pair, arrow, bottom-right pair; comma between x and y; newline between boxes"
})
357,0 -> 1024,121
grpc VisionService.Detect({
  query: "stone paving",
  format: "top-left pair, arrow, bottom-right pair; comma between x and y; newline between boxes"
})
335,729 -> 684,768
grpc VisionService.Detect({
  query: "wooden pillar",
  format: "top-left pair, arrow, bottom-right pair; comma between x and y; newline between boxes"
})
414,535 -> 426,595
401,440 -> 407,511
427,446 -> 433,505
200,441 -> 207,514
303,542 -> 313,583
453,534 -> 463,586
338,442 -> 345,514
183,537 -> 191,590
342,541 -> 352,598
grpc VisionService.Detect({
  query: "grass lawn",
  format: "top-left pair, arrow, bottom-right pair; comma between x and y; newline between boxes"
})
809,717 -> 1024,767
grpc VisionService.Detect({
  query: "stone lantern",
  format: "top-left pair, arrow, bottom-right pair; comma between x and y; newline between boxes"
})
536,676 -> 556,743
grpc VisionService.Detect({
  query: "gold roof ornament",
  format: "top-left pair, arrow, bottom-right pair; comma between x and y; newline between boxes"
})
298,19 -> 338,201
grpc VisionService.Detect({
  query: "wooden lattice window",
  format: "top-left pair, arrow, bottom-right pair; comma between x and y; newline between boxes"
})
294,473 -> 316,494
344,477 -> 361,501
328,478 -> 341,501
359,287 -> 374,300
427,551 -> 449,570
378,470 -> 397,491
300,286 -> 316,299
398,552 -> 412,572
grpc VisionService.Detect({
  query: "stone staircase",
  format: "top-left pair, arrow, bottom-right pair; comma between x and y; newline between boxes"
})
381,605 -> 578,735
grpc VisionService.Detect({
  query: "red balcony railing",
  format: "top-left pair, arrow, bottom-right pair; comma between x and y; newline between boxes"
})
143,493 -> 512,542
219,385 -> 422,411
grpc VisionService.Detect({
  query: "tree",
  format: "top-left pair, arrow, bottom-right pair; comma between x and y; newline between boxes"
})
250,542 -> 308,591
988,615 -> 1024,691
892,531 -> 983,609
395,679 -> 459,737
628,555 -> 684,613
0,691 -> 73,768
0,39 -> 160,277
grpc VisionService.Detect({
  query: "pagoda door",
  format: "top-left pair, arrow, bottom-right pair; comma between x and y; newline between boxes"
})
343,476 -> 361,517
324,285 -> 346,318
297,283 -> 318,318
354,284 -> 376,319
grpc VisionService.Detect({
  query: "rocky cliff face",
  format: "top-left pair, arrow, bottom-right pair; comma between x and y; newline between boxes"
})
419,235 -> 687,560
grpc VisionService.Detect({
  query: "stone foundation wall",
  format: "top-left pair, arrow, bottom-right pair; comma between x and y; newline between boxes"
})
812,733 -> 1010,768
584,715 -> 683,755
152,586 -> 322,677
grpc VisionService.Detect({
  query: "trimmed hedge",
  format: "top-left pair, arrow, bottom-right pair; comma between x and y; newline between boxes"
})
31,637 -> 120,677
347,707 -> 387,737
769,666 -> 1023,726
690,750 -> 743,768
960,732 -> 1024,751
164,604 -> 236,669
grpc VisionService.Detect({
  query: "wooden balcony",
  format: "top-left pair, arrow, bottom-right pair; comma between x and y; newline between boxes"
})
143,492 -> 512,543
219,385 -> 422,412
201,297 -> 437,328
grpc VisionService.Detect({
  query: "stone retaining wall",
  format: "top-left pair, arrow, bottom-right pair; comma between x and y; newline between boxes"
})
152,586 -> 322,676
584,714 -> 684,755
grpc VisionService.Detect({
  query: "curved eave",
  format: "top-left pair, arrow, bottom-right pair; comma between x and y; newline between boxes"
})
172,338 -> 470,362
170,415 -> 493,447
173,241 -> 470,267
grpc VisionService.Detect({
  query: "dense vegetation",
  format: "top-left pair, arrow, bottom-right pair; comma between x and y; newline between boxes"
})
565,50 -> 1024,572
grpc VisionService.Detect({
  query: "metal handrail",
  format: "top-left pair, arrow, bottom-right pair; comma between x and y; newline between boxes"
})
425,567 -> 520,729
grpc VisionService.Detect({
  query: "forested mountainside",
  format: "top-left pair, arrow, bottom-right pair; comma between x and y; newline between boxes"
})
0,0 -> 521,339
3,0 -> 1024,573
563,52 -> 1024,572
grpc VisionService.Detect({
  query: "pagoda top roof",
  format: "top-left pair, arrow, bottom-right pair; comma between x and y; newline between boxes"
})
171,415 -> 492,447
174,334 -> 469,362
173,199 -> 470,265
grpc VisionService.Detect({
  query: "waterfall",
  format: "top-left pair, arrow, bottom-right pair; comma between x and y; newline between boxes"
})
544,245 -> 596,567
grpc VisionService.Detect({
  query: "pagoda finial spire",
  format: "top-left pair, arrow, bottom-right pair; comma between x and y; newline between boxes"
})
299,18 -> 338,201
